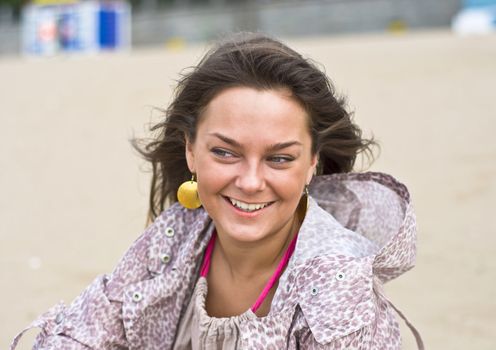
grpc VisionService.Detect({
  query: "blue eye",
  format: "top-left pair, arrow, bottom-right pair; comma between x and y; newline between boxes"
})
268,155 -> 294,163
211,148 -> 236,158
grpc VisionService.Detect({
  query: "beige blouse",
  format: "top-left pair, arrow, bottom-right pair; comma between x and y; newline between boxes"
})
172,276 -> 257,349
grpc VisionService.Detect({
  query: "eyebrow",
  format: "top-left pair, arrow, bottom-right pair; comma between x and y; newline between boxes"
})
209,132 -> 302,151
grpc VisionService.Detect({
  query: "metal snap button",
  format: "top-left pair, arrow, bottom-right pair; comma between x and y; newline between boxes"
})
335,272 -> 346,281
55,313 -> 64,324
310,287 -> 319,296
165,227 -> 174,237
160,253 -> 171,264
132,291 -> 143,302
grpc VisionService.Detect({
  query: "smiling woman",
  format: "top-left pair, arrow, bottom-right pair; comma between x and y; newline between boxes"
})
11,33 -> 423,349
184,87 -> 316,319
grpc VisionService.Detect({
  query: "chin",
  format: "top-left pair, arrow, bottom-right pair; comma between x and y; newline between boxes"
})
220,216 -> 294,244
222,224 -> 267,243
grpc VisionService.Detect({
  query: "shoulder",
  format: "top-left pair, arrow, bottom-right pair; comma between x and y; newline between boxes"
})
276,172 -> 416,346
105,203 -> 212,300
11,204 -> 214,350
272,198 -> 377,335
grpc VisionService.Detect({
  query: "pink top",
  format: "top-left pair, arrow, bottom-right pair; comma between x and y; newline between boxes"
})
199,230 -> 298,313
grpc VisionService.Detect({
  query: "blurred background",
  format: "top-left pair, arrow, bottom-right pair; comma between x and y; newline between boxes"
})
1,0 -> 495,349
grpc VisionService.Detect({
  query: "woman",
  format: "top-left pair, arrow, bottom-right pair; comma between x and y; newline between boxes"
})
11,33 -> 422,349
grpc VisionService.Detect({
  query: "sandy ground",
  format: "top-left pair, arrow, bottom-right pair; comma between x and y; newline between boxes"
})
1,30 -> 495,349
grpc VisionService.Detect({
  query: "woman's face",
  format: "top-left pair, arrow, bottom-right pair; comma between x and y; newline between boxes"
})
186,86 -> 317,243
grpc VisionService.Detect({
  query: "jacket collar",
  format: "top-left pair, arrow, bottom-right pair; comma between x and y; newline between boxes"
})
309,172 -> 416,282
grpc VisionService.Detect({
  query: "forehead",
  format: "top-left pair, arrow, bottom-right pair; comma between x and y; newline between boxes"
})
197,87 -> 311,145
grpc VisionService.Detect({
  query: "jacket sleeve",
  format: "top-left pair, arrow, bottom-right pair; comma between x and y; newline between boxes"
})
10,222 -> 159,350
10,274 -> 129,350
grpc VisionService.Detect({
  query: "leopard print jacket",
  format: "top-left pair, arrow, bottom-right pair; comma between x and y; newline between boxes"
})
11,172 -> 422,349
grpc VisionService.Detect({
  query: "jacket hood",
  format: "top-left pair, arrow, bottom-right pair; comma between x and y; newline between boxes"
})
309,172 -> 417,283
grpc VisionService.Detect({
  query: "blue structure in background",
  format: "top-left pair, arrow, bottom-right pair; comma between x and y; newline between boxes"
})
99,5 -> 117,49
452,0 -> 496,34
463,0 -> 496,7
22,0 -> 130,56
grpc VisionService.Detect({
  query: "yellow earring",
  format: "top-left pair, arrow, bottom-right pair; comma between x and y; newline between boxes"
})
177,174 -> 202,209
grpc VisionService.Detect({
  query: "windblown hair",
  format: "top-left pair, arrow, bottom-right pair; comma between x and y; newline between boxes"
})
133,32 -> 376,222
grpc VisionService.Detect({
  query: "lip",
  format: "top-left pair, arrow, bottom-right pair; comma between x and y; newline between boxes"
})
222,196 -> 274,217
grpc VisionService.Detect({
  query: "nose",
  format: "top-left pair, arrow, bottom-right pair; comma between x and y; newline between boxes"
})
235,160 -> 266,194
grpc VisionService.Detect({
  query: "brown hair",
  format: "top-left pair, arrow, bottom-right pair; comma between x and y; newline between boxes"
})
133,32 -> 376,222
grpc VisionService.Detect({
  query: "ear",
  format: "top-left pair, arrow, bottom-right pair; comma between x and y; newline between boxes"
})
185,136 -> 196,174
306,154 -> 318,185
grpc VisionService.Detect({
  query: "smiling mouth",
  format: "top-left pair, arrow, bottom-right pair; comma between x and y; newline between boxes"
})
224,196 -> 274,212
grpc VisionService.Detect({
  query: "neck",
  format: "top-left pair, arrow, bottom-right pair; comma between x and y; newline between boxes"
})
214,216 -> 299,281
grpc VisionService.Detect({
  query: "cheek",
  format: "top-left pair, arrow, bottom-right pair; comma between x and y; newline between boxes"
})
268,169 -> 306,199
196,159 -> 230,194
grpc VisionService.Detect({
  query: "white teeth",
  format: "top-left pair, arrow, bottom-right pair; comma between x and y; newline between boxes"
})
228,198 -> 270,212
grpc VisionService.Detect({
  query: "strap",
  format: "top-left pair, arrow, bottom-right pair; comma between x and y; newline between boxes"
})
387,301 -> 425,350
9,301 -> 65,350
199,230 -> 216,277
373,277 -> 424,350
10,325 -> 37,350
251,232 -> 298,313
